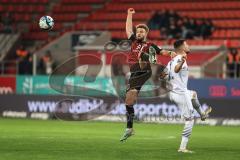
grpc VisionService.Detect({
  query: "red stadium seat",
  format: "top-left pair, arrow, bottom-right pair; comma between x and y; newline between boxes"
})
148,30 -> 161,39
6,0 -> 240,61
22,32 -> 49,41
6,6 -> 14,12
29,23 -> 62,32
180,11 -> 240,19
111,31 -> 126,39
52,14 -> 78,22
36,6 -> 45,12
1,0 -> 48,3
0,0 -> 8,3
90,12 -> 152,21
75,22 -> 108,30
213,20 -> 240,28
0,5 -> 3,12
62,0 -> 104,4
53,5 -> 92,13
105,1 -> 240,12
14,14 -> 31,22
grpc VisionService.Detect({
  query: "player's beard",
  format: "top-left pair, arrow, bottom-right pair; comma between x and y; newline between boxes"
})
136,36 -> 144,42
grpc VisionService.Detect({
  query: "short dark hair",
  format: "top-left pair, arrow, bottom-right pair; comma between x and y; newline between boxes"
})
135,24 -> 149,33
174,39 -> 185,49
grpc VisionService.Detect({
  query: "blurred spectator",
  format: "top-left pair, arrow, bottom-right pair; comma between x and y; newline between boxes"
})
1,12 -> 14,33
167,19 -> 182,39
148,11 -> 162,30
24,53 -> 33,75
15,45 -> 32,74
181,17 -> 189,39
148,10 -> 169,30
159,10 -> 169,29
186,19 -> 197,39
148,10 -> 214,40
38,51 -> 56,75
226,48 -> 240,78
203,19 -> 214,39
16,45 -> 28,59
195,19 -> 204,39
168,10 -> 180,22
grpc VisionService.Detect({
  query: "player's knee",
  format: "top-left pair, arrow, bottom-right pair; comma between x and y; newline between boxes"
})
125,98 -> 135,105
192,91 -> 197,99
125,90 -> 137,105
125,97 -> 133,105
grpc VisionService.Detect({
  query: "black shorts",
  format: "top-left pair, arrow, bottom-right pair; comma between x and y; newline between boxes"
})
126,69 -> 152,92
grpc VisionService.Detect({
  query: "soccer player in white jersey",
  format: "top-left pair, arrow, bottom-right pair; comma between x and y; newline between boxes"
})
166,39 -> 212,153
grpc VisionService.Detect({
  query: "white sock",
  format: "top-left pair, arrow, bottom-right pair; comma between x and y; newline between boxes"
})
179,120 -> 194,150
180,136 -> 189,150
192,97 -> 204,116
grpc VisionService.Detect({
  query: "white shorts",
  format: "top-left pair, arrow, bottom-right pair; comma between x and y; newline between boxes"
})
169,90 -> 194,119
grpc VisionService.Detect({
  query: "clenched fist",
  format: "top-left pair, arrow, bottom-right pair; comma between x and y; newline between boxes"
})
128,8 -> 135,14
181,54 -> 187,62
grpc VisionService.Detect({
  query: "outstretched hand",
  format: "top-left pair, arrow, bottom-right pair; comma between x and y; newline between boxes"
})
170,51 -> 177,58
159,72 -> 168,80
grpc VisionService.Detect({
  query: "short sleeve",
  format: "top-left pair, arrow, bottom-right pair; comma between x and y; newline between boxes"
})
128,34 -> 136,42
172,55 -> 182,68
150,43 -> 162,55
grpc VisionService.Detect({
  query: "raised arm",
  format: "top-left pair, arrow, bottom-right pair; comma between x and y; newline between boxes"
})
126,8 -> 135,39
160,49 -> 176,58
150,44 -> 176,58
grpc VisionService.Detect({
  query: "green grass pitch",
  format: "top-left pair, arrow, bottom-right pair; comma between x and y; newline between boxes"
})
0,118 -> 240,160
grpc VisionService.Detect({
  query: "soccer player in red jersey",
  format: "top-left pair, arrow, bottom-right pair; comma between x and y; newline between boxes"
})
120,8 -> 175,142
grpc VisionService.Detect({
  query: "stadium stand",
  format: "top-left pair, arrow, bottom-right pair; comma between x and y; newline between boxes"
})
1,0 -> 239,47
0,0 -> 106,43
69,0 -> 240,48
1,0 -> 239,46
0,0 -> 239,76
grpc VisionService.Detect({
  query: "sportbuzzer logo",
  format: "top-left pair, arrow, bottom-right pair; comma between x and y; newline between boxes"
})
110,103 -> 208,118
27,99 -> 206,118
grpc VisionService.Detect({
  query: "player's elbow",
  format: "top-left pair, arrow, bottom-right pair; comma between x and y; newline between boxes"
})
126,31 -> 133,38
192,91 -> 197,98
174,68 -> 180,73
174,64 -> 182,73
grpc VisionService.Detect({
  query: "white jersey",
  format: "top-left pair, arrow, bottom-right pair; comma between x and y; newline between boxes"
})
166,55 -> 189,94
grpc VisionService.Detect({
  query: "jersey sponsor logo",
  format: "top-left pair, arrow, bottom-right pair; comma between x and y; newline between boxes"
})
136,44 -> 142,50
133,49 -> 140,52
